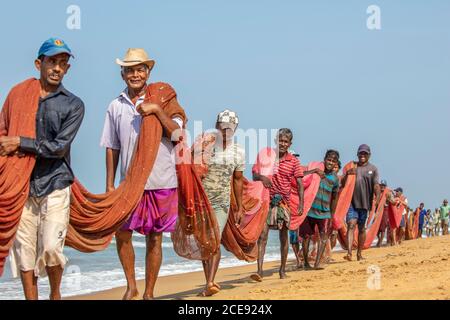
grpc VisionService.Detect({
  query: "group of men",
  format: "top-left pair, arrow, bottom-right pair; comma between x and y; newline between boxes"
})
376,192 -> 450,247
0,39 -> 446,300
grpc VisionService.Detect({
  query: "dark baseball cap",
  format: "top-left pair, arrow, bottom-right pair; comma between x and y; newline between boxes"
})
357,144 -> 371,154
38,38 -> 74,59
380,180 -> 388,186
394,187 -> 403,193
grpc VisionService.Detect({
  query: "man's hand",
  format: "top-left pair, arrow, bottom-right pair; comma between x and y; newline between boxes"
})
374,201 -> 380,213
235,207 -> 244,226
0,136 -> 20,156
260,175 -> 272,188
106,185 -> 115,193
297,205 -> 304,216
136,103 -> 161,117
327,217 -> 333,232
346,167 -> 357,176
314,169 -> 325,179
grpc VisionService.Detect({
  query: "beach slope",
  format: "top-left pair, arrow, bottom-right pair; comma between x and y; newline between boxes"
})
69,235 -> 450,300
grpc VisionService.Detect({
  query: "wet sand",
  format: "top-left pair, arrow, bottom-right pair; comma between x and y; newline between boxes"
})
69,235 -> 450,300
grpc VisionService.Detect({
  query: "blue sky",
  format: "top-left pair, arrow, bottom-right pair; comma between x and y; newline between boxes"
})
1,0 -> 449,209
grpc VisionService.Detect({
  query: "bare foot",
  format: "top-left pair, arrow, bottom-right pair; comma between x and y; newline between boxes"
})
250,273 -> 263,282
213,282 -> 221,290
343,254 -> 352,261
357,254 -> 365,261
49,293 -> 61,300
197,284 -> 220,297
122,288 -> 139,300
303,263 -> 313,270
313,265 -> 325,270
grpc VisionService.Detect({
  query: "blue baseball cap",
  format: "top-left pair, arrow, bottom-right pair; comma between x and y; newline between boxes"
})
37,38 -> 74,59
380,180 -> 388,186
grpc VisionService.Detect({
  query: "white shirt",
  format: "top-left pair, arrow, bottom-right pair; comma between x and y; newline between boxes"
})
100,90 -> 183,190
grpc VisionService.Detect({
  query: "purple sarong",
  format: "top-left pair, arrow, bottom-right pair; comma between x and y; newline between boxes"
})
121,188 -> 178,235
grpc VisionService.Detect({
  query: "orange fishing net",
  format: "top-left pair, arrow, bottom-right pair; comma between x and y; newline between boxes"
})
188,135 -> 273,262
334,162 -> 388,250
0,78 -> 220,276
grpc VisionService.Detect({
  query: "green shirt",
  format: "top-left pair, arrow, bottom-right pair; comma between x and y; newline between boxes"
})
440,205 -> 450,220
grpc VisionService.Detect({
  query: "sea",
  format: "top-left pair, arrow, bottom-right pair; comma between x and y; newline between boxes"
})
0,231 -> 303,300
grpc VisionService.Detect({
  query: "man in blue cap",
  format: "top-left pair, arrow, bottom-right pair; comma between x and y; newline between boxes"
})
341,144 -> 381,261
0,38 -> 84,300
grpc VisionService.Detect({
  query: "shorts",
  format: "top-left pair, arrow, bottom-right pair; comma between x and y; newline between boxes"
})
400,215 -> 406,228
289,230 -> 299,245
346,205 -> 368,229
299,216 -> 329,238
10,187 -> 71,278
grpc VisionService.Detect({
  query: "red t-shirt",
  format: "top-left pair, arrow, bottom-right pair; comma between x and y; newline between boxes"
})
252,148 -> 303,203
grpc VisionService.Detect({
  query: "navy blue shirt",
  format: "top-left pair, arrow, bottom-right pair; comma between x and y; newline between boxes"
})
419,209 -> 427,225
19,85 -> 84,197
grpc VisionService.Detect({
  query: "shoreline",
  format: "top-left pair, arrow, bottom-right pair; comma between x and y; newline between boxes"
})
67,235 -> 450,300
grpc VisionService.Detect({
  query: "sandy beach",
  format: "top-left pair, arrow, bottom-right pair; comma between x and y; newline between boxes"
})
67,235 -> 450,300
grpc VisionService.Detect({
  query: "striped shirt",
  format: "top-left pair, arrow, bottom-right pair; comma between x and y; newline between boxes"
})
307,171 -> 339,219
269,152 -> 304,203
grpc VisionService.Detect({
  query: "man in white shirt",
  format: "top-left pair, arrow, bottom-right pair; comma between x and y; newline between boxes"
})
100,48 -> 184,300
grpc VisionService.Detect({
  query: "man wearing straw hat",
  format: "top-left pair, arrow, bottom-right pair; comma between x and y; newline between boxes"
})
100,48 -> 184,300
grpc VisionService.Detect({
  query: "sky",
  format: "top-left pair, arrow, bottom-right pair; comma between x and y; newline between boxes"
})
0,0 -> 449,209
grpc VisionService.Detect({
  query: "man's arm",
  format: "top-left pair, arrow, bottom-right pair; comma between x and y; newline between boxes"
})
106,148 -> 120,192
296,177 -> 304,215
374,183 -> 381,209
329,189 -> 339,227
303,168 -> 324,178
19,102 -> 85,158
340,166 -> 357,188
233,171 -> 244,224
137,99 -> 182,141
252,172 -> 272,188
386,193 -> 396,205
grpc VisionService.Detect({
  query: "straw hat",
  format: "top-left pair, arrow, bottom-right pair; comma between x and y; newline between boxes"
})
115,48 -> 155,70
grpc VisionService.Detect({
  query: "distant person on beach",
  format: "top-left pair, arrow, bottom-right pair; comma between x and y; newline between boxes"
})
251,128 -> 304,281
417,203 -> 427,238
376,180 -> 396,247
341,144 -> 381,261
433,208 -> 441,235
425,210 -> 434,237
299,150 -> 340,270
440,199 -> 449,235
100,48 -> 184,300
196,110 -> 245,297
394,188 -> 408,244
0,39 -> 84,300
